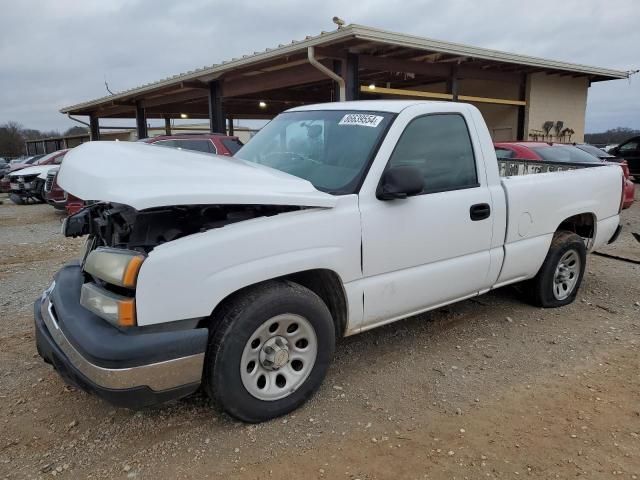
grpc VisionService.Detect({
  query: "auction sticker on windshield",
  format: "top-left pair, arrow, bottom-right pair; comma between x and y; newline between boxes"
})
338,114 -> 384,128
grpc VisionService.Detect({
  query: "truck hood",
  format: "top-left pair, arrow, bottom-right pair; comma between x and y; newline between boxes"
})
58,141 -> 338,211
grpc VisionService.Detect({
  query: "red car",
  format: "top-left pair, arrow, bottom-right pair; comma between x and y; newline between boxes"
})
495,142 -> 635,210
143,133 -> 244,156
43,168 -> 84,214
48,134 -> 244,215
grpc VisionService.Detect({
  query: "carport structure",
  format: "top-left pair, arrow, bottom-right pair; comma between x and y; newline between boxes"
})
60,24 -> 628,143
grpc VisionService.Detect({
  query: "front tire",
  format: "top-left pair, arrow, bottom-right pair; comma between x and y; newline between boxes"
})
525,231 -> 586,307
9,193 -> 25,205
203,280 -> 335,423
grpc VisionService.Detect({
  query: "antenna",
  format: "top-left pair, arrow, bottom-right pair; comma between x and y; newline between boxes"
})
104,75 -> 115,95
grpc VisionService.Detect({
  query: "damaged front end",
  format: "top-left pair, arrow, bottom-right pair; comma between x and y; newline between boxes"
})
63,202 -> 302,253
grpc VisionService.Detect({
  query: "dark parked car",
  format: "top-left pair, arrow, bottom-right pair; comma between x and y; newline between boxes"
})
607,136 -> 640,180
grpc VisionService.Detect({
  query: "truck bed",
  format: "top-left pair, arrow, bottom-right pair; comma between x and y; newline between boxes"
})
494,162 -> 623,287
498,158 -> 603,177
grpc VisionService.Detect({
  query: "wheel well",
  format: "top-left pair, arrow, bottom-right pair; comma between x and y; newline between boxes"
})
201,269 -> 348,337
557,213 -> 596,247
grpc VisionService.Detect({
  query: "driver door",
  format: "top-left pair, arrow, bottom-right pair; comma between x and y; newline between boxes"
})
359,111 -> 494,328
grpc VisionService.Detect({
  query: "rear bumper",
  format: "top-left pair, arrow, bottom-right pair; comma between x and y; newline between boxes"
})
34,264 -> 208,409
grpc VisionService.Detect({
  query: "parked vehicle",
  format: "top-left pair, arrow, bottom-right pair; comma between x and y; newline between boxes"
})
144,133 -> 244,156
0,155 -> 46,192
46,135 -> 245,212
36,101 -> 623,422
43,167 -> 84,214
6,150 -> 69,203
495,142 -> 634,209
9,154 -> 46,167
43,167 -> 65,209
0,158 -> 9,177
607,136 -> 640,179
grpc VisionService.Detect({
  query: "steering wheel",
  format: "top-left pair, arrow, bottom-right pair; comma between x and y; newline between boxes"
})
263,151 -> 322,166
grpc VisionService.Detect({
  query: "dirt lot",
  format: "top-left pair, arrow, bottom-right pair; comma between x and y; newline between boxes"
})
1,193 -> 639,480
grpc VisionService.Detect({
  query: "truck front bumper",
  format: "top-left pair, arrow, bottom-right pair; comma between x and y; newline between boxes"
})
34,264 -> 209,409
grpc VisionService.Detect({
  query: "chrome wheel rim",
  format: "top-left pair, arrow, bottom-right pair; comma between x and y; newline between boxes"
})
553,249 -> 581,300
240,314 -> 317,401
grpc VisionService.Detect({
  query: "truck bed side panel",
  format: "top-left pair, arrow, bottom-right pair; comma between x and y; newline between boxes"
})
497,165 -> 622,285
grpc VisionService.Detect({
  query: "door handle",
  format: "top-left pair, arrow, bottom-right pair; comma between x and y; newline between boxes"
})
470,203 -> 491,221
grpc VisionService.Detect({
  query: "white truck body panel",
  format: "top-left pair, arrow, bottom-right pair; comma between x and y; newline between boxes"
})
58,141 -> 338,210
136,196 -> 362,326
496,167 -> 622,286
61,100 -> 623,334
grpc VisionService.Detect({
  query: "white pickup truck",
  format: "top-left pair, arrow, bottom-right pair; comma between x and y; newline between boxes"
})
35,100 -> 624,422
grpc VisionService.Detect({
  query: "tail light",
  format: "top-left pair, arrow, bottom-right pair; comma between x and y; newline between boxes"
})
620,160 -> 630,179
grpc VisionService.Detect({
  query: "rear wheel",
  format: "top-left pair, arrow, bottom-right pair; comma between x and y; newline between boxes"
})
203,280 -> 335,422
525,231 -> 586,307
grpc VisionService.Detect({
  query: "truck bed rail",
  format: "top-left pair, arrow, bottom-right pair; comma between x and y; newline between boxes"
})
498,158 -> 602,177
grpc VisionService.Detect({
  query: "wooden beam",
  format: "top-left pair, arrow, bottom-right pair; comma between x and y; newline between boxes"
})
135,101 -> 148,139
361,85 -> 453,100
457,94 -> 526,106
312,46 -> 346,60
141,89 -> 208,108
89,115 -> 100,141
361,85 -> 527,106
208,80 -> 225,134
223,63 -> 330,97
359,54 -> 452,77
180,80 -> 208,89
345,53 -> 359,100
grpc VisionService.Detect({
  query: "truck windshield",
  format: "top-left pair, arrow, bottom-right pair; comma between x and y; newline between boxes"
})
235,110 -> 394,194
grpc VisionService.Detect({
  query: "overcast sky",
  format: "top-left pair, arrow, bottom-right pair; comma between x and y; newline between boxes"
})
0,0 -> 638,133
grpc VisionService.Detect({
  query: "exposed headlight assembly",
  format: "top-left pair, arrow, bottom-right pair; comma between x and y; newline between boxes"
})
84,247 -> 145,288
80,283 -> 136,327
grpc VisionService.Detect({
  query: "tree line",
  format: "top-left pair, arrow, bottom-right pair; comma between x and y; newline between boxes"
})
584,127 -> 640,146
0,122 -> 87,159
1,120 -> 638,159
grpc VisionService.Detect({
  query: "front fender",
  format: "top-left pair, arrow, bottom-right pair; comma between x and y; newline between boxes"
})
135,196 -> 361,326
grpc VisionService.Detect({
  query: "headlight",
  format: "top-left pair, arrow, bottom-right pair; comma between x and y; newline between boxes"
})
84,247 -> 145,288
80,283 -> 136,327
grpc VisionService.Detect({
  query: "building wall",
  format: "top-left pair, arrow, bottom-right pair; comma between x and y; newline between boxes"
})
524,73 -> 589,143
458,79 -> 520,141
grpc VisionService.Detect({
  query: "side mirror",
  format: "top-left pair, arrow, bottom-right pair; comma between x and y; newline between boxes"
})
377,166 -> 424,200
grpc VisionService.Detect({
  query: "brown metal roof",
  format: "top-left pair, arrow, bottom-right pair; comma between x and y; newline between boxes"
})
61,24 -> 629,117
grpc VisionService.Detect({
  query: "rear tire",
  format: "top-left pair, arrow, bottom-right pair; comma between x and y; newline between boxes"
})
525,231 -> 586,307
203,280 -> 335,423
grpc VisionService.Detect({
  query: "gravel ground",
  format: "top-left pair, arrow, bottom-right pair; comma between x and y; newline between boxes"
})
0,191 -> 639,479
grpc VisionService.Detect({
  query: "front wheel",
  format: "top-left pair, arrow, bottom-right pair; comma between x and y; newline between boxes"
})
203,280 -> 335,422
525,231 -> 586,307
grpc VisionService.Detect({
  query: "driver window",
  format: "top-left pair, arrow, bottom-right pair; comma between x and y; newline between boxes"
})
388,114 -> 478,194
